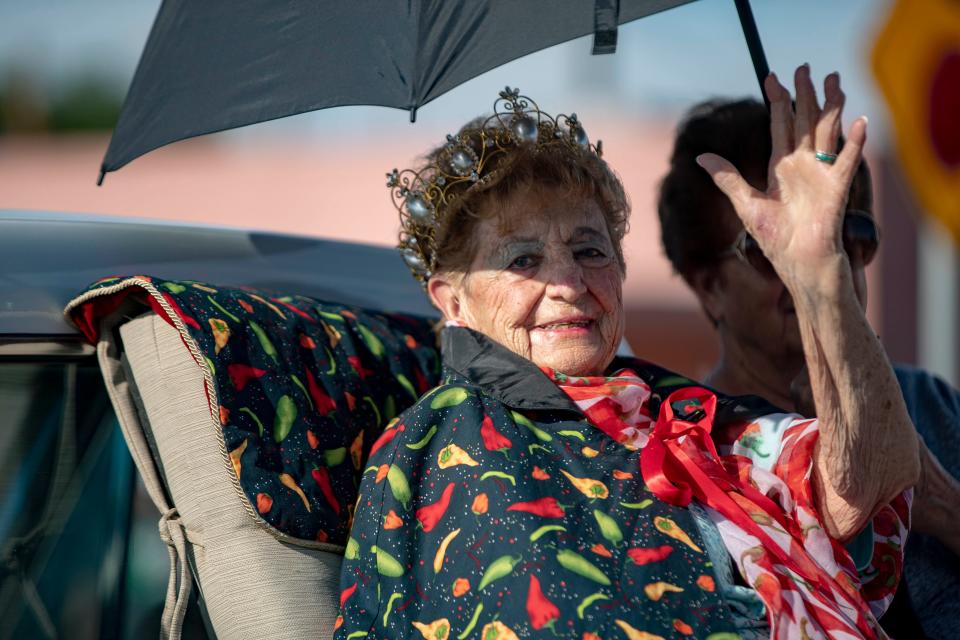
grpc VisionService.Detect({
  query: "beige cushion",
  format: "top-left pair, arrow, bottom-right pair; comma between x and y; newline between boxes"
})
99,312 -> 341,639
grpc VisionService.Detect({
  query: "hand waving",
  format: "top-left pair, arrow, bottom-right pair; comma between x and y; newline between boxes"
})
696,65 -> 868,292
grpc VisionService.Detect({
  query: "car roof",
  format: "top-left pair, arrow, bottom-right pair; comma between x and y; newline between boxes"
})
0,210 -> 436,336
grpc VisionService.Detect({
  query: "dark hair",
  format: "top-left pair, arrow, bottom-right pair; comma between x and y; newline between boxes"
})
422,118 -> 630,276
657,98 -> 872,281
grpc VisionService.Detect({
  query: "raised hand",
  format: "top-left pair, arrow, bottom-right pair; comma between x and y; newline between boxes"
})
696,65 -> 868,293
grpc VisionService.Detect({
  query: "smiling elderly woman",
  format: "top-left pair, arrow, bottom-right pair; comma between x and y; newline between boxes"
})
335,73 -> 919,640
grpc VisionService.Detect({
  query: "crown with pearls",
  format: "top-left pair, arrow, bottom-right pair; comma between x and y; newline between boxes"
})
387,87 -> 603,284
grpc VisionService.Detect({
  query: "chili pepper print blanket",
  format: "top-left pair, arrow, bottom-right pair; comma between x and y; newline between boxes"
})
335,349 -> 909,638
336,375 -> 741,639
65,275 -> 440,546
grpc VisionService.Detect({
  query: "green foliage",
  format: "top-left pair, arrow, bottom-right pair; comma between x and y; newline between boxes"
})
0,70 -> 122,133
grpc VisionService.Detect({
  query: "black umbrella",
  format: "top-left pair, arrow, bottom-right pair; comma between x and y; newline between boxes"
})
98,0 -> 769,184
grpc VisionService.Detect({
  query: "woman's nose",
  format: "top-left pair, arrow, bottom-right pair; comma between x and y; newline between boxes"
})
543,257 -> 587,301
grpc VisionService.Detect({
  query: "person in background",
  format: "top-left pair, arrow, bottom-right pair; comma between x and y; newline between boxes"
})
657,96 -> 960,638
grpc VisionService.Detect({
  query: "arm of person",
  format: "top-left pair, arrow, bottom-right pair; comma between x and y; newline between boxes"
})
792,256 -> 917,540
912,436 -> 960,556
698,66 -> 920,541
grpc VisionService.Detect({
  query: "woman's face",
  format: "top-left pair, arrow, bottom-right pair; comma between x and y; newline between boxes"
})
702,205 -> 869,369
429,184 -> 625,376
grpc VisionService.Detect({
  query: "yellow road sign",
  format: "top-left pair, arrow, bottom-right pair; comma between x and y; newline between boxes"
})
873,0 -> 960,243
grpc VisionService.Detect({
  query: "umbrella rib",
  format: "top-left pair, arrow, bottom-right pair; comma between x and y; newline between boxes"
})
410,1 -> 423,122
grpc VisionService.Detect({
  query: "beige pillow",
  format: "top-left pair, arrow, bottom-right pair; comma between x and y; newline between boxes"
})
99,311 -> 342,640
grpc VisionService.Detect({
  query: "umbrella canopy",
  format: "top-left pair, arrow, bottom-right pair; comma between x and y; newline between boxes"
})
99,0 -> 769,182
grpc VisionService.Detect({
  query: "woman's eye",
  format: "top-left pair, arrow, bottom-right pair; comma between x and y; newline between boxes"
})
576,247 -> 607,261
509,255 -> 537,270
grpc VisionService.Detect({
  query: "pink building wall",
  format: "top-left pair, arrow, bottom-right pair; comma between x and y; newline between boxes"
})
0,123 -> 886,378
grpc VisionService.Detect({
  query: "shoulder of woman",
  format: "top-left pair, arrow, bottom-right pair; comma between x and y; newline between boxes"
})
894,363 -> 960,416
364,382 -> 489,464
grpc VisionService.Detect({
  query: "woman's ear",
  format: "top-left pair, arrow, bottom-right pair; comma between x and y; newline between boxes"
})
687,267 -> 725,328
427,272 -> 465,323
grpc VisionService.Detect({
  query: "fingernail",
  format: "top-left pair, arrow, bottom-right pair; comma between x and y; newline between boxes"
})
695,154 -> 708,168
862,115 -> 869,125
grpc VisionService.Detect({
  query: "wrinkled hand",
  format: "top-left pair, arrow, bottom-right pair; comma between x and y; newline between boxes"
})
698,65 -> 868,293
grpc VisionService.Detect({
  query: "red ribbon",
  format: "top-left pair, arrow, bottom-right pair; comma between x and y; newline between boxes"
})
640,387 -> 879,639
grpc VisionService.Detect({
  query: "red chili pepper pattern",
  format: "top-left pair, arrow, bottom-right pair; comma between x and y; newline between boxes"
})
480,414 -> 512,454
337,360 -> 909,638
67,277 -> 440,545
336,379 -> 738,639
416,482 -> 456,533
626,545 -> 674,565
304,368 -> 338,416
506,497 -> 567,518
312,466 -> 341,516
525,574 -> 560,631
227,364 -> 267,391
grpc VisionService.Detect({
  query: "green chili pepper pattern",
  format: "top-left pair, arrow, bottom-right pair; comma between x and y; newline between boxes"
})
406,425 -> 438,450
272,395 -> 297,442
207,295 -> 241,323
383,394 -> 397,421
70,279 -> 747,637
620,499 -> 655,510
290,374 -> 314,411
239,407 -> 264,437
323,447 -> 347,466
337,369 -> 740,639
382,592 -> 403,626
456,603 -> 483,640
386,464 -> 412,511
249,321 -> 279,363
478,470 -> 517,486
372,545 -> 405,577
69,277 -> 439,544
395,373 -> 418,400
430,386 -> 469,409
357,323 -> 385,358
511,410 -> 552,442
318,310 -> 345,322
344,537 -> 360,560
556,549 -> 611,586
593,509 -> 624,547
576,592 -> 611,619
478,554 -> 523,590
529,525 -> 566,542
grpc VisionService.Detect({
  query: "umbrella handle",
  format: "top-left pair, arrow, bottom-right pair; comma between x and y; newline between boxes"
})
733,0 -> 771,108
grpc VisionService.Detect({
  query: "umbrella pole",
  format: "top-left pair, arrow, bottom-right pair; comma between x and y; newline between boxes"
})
733,0 -> 771,107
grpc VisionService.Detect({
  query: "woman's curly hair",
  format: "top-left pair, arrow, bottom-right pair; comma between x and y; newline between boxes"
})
421,117 -> 631,276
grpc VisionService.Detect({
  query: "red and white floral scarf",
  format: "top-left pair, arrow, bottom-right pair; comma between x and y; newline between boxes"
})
546,366 -> 906,640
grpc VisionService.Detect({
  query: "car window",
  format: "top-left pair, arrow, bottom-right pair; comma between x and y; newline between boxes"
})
0,354 -> 207,639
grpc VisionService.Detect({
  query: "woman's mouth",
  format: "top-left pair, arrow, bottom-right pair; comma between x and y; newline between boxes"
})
535,319 -> 595,332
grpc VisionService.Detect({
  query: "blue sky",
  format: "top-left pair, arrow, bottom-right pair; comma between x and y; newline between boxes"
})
0,0 -> 894,142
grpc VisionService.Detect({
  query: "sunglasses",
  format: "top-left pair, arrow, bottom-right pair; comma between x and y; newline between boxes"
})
718,210 -> 880,279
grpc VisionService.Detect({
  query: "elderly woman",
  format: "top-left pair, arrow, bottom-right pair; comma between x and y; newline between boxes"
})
657,96 -> 960,637
335,69 -> 919,640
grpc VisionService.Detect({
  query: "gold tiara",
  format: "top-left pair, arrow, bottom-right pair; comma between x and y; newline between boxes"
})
387,87 -> 603,284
